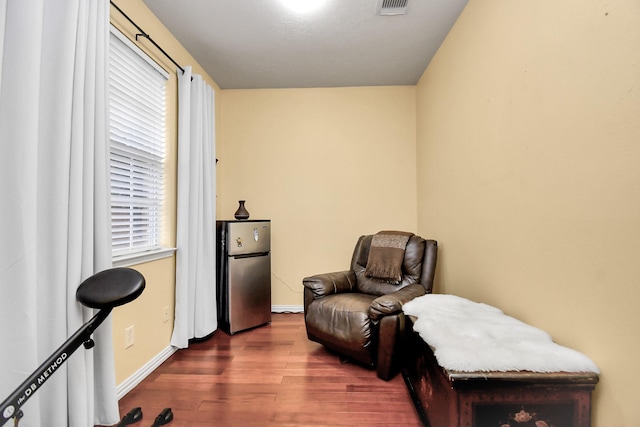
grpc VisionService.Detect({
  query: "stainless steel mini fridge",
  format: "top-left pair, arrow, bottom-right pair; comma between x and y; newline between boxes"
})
216,220 -> 271,334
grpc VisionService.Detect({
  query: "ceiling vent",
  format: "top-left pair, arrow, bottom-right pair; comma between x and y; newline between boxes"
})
377,0 -> 409,16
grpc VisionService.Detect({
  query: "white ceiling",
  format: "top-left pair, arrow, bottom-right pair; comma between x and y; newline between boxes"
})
142,0 -> 469,89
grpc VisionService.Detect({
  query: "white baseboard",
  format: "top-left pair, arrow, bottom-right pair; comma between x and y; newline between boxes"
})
116,345 -> 177,399
272,305 -> 304,313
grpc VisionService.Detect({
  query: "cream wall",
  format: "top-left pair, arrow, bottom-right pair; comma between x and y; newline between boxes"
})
219,87 -> 418,307
415,0 -> 640,425
109,0 -> 220,384
110,258 -> 176,383
107,2 -> 640,423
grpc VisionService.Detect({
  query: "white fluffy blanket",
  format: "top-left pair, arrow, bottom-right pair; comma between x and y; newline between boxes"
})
403,294 -> 599,373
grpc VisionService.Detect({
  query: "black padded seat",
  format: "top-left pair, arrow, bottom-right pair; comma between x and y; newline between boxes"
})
76,267 -> 145,309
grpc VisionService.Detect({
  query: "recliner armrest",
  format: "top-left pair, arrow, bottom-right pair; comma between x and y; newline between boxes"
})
302,270 -> 357,298
369,284 -> 426,320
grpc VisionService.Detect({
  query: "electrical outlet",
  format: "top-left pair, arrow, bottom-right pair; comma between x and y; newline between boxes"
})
125,325 -> 135,348
162,306 -> 170,323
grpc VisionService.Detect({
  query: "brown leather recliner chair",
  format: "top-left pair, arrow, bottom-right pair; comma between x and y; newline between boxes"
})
303,233 -> 437,380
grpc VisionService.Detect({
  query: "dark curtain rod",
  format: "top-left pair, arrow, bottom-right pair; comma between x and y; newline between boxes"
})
110,1 -> 185,74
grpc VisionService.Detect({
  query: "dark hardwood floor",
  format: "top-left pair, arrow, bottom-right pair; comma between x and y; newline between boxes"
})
116,313 -> 422,427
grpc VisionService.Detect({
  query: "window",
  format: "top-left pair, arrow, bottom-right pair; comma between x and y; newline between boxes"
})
108,26 -> 169,263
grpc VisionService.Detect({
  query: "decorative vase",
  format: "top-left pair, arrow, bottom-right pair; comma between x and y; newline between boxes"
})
234,200 -> 250,220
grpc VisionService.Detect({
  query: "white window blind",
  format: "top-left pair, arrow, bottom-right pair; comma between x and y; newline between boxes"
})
109,27 -> 169,258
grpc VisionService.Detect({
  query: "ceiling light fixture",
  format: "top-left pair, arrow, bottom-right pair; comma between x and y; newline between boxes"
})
280,0 -> 327,14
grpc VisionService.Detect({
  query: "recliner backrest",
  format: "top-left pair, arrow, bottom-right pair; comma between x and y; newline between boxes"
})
350,234 -> 427,296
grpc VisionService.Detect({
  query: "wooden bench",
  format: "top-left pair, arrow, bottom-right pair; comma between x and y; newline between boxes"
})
401,295 -> 599,427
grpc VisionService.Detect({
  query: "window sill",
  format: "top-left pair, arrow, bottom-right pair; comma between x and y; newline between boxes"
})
112,247 -> 177,268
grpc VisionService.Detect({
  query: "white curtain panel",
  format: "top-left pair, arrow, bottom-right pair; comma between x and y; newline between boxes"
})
0,1 -> 118,426
171,66 -> 218,348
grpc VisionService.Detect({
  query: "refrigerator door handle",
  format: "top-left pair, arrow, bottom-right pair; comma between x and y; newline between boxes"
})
231,252 -> 269,260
